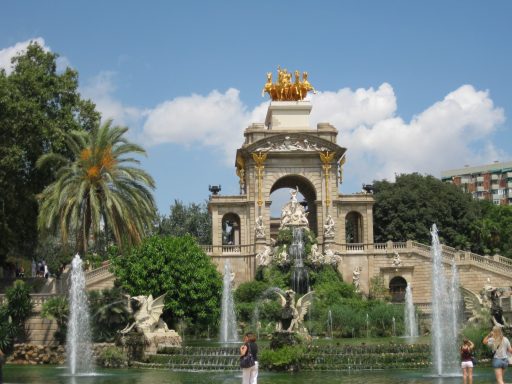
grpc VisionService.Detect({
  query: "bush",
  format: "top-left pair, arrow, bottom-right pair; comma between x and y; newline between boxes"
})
41,296 -> 69,344
97,346 -> 128,368
88,287 -> 131,342
259,345 -> 305,371
110,235 -> 222,332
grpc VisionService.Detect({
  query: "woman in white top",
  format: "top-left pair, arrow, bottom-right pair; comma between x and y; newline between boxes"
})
483,325 -> 512,384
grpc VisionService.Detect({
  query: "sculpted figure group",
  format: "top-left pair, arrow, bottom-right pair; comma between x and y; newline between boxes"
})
262,68 -> 316,101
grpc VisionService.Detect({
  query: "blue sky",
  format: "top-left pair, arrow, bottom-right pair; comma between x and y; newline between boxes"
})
1,1 -> 511,214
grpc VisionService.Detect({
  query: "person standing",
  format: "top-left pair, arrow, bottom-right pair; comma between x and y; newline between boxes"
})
483,325 -> 512,384
460,338 -> 475,384
240,332 -> 258,384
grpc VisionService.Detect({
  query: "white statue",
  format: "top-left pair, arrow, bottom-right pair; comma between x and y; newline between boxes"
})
275,289 -> 314,337
275,244 -> 289,265
256,245 -> 273,267
255,215 -> 266,238
323,244 -> 342,265
309,244 -> 324,265
391,251 -> 402,268
279,187 -> 309,229
120,294 -> 181,352
352,266 -> 362,292
323,215 -> 335,238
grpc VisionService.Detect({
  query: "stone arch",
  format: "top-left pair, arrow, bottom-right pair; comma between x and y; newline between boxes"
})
269,174 -> 318,236
389,276 -> 408,303
221,213 -> 241,245
345,211 -> 363,243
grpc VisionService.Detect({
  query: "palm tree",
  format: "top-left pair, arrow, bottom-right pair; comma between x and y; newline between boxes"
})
37,120 -> 156,254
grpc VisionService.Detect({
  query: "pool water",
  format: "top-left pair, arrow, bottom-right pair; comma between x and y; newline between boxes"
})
4,365 -> 504,384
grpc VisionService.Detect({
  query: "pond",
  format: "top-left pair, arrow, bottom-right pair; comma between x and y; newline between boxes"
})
5,365 -> 504,384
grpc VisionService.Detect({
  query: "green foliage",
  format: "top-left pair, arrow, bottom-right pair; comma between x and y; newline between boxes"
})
373,173 -> 479,248
373,173 -> 512,257
471,202 -> 512,257
0,306 -> 18,352
37,120 -> 157,255
157,200 -> 211,244
110,235 -> 222,331
0,280 -> 33,350
88,287 -> 131,342
310,265 -> 357,309
0,41 -> 99,264
234,280 -> 270,302
255,265 -> 289,289
96,346 -> 128,368
259,345 -> 305,371
41,296 -> 69,344
369,275 -> 391,301
5,280 -> 33,328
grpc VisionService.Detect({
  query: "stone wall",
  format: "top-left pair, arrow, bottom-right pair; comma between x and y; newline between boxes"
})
7,343 -> 115,365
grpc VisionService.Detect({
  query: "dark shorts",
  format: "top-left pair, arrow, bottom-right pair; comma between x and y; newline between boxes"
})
492,357 -> 508,369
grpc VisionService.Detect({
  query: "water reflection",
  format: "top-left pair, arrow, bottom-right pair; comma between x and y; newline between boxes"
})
5,366 -> 499,384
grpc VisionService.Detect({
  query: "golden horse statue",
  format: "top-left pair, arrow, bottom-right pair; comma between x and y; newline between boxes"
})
262,68 -> 317,101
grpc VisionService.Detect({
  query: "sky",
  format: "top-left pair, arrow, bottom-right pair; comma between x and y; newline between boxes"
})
1,1 -> 511,214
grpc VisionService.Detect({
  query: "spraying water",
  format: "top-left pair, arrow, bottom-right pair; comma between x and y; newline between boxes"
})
289,227 -> 309,294
219,261 -> 238,343
326,309 -> 333,339
67,254 -> 93,375
404,284 -> 418,340
430,224 -> 461,376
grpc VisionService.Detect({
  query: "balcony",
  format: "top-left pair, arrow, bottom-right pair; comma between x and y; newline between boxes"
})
507,172 -> 512,178
476,186 -> 485,192
492,174 -> 499,180
476,176 -> 484,182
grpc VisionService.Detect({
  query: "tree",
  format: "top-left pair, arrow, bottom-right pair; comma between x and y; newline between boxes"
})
37,120 -> 157,254
157,200 -> 212,244
372,173 -> 480,248
0,42 -> 99,264
110,235 -> 222,330
471,202 -> 512,257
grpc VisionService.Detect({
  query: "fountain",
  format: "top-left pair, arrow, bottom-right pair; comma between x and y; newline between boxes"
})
289,227 -> 309,294
430,224 -> 461,376
326,309 -> 333,339
404,284 -> 418,341
67,254 -> 94,375
219,261 -> 238,343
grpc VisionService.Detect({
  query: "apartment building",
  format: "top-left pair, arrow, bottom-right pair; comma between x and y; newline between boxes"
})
441,160 -> 512,205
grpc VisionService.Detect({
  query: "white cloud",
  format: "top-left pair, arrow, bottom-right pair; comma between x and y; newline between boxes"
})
142,88 -> 266,161
0,38 -> 47,74
81,71 -> 146,130
310,84 -> 505,187
140,82 -> 506,190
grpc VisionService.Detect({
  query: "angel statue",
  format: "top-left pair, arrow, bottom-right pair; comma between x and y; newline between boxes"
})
275,289 -> 314,337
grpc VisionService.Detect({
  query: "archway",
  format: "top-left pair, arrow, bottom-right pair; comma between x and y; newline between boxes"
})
345,211 -> 363,243
269,175 -> 317,238
221,213 -> 241,245
389,276 -> 407,303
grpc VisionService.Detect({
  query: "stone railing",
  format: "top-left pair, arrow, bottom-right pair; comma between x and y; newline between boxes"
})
201,239 -> 512,278
200,244 -> 255,257
85,262 -> 112,283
